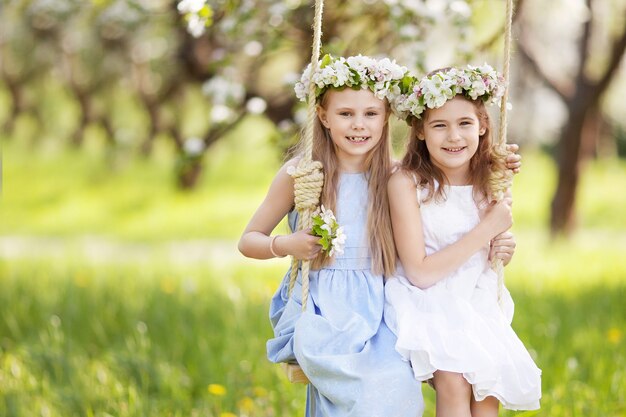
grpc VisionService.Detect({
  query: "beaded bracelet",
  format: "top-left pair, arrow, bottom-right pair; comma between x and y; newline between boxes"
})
270,235 -> 286,258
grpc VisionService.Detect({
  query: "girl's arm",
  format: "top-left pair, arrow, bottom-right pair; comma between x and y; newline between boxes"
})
388,171 -> 512,289
238,159 -> 322,260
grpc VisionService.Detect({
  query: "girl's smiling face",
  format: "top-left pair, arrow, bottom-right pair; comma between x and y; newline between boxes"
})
317,88 -> 388,172
420,95 -> 485,184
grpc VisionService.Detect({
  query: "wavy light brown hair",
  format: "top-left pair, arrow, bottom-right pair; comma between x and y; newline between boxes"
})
401,95 -> 495,204
292,89 -> 397,276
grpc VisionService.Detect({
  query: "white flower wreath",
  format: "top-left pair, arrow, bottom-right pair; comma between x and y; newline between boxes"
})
392,64 -> 507,120
294,54 -> 411,108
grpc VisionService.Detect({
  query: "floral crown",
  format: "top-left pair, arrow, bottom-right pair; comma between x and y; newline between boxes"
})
391,64 -> 507,120
294,54 -> 410,106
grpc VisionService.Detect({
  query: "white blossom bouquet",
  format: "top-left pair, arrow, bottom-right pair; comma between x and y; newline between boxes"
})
295,54 -> 411,105
311,205 -> 346,257
392,64 -> 507,121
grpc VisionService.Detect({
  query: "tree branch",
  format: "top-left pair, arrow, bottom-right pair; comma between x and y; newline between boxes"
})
204,110 -> 248,149
575,0 -> 594,85
595,25 -> 626,96
516,35 -> 573,100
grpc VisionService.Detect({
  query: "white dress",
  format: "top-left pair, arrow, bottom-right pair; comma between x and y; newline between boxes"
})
384,183 -> 542,410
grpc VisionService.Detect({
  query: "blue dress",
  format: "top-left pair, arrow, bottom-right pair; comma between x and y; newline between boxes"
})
267,173 -> 424,417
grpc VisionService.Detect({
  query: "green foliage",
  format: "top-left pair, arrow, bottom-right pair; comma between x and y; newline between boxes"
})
311,215 -> 332,252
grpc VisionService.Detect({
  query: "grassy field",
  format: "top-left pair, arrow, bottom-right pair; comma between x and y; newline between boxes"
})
2,123 -> 626,416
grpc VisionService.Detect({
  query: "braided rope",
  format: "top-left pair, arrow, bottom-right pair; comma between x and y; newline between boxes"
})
287,160 -> 324,310
286,0 -> 325,313
489,0 -> 515,307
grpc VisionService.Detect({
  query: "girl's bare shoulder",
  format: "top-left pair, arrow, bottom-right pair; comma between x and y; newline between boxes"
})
271,157 -> 301,180
389,168 -> 420,188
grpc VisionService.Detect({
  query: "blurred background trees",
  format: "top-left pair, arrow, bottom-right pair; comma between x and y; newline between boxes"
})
1,0 -> 625,236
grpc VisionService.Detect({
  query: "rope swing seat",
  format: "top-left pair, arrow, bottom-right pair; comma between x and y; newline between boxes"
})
281,0 -> 515,385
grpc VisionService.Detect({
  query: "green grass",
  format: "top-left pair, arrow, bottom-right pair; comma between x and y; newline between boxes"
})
1,244 -> 625,416
1,115 -> 282,241
2,121 -> 626,415
0,257 -> 307,417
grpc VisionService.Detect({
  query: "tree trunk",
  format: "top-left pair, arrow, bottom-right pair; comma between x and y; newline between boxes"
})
580,103 -> 602,160
3,79 -> 22,134
550,88 -> 596,236
71,90 -> 91,147
177,158 -> 203,189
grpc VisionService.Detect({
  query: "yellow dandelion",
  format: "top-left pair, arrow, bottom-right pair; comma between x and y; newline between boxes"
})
208,383 -> 227,396
253,386 -> 268,398
607,328 -> 622,344
73,272 -> 89,288
238,397 -> 255,412
160,278 -> 176,294
220,413 -> 237,417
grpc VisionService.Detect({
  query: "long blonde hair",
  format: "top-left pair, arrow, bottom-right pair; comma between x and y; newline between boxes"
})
401,95 -> 494,203
292,89 -> 397,276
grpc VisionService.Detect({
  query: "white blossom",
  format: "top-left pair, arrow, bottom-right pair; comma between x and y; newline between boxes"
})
244,41 -> 263,57
294,54 -> 408,104
330,226 -> 347,256
210,105 -> 233,123
277,119 -> 294,132
391,64 -> 506,119
177,0 -> 210,38
294,108 -> 308,125
312,205 -> 346,258
246,97 -> 267,114
183,137 -> 205,156
450,1 -> 472,18
177,0 -> 205,14
186,14 -> 206,38
202,76 -> 245,106
320,205 -> 334,225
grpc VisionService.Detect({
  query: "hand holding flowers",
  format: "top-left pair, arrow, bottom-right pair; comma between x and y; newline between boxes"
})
311,206 -> 346,257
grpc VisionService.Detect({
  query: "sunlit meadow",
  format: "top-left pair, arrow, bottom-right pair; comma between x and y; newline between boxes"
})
1,116 -> 625,416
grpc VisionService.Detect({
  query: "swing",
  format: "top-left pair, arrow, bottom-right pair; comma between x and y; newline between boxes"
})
282,0 -> 515,385
280,0 -> 325,386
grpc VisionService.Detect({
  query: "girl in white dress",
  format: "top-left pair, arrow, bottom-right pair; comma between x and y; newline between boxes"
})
385,65 -> 542,417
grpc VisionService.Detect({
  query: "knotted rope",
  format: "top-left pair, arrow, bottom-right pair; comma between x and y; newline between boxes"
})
286,160 -> 324,311
489,0 -> 515,307
286,0 -> 325,312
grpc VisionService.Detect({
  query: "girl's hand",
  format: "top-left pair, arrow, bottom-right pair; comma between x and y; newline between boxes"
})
505,143 -> 522,174
276,229 -> 323,260
489,231 -> 516,266
484,199 -> 513,237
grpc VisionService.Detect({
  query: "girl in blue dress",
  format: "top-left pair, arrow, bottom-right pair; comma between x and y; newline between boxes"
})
239,57 -> 520,416
239,55 -> 424,417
